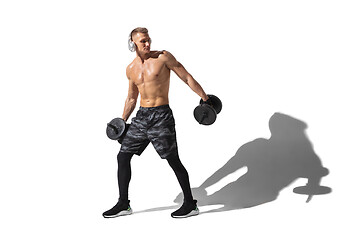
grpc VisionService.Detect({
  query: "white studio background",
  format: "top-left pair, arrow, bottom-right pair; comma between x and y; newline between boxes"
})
0,0 -> 359,239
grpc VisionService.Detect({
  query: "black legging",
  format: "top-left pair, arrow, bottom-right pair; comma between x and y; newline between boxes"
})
117,151 -> 194,202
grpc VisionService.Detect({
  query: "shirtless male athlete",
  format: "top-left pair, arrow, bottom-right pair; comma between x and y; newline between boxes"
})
103,27 -> 210,218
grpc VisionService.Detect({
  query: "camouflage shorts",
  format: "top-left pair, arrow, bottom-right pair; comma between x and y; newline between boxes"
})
120,104 -> 178,159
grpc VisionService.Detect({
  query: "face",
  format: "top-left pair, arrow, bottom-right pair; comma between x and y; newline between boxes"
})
132,32 -> 151,54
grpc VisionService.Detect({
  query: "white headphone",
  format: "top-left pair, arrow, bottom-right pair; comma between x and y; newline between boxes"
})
128,33 -> 136,52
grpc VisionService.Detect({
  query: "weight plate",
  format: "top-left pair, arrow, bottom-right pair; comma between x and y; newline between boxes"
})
106,118 -> 126,140
200,94 -> 222,114
194,104 -> 217,125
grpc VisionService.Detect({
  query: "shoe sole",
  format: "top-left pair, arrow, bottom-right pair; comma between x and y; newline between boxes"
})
103,208 -> 133,218
171,209 -> 199,219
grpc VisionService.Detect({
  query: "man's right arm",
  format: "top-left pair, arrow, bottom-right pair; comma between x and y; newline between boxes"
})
122,69 -> 139,122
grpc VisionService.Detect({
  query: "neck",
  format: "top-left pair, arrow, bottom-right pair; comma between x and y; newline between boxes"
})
136,51 -> 151,62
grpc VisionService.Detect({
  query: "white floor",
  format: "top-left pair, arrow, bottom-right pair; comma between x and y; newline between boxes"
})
1,1 -> 359,239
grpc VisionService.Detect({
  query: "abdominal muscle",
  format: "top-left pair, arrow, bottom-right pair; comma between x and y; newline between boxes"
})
138,79 -> 170,108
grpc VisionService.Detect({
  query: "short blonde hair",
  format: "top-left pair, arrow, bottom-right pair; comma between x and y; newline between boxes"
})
130,27 -> 148,40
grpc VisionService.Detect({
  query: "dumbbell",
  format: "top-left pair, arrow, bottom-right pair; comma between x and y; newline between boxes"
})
106,118 -> 130,144
193,94 -> 222,125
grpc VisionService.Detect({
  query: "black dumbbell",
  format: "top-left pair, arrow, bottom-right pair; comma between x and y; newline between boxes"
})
106,118 -> 130,143
193,94 -> 222,125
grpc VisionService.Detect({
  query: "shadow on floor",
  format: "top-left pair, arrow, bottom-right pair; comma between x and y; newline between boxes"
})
137,112 -> 332,215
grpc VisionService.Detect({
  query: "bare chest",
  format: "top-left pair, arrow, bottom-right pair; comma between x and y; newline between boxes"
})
130,60 -> 168,84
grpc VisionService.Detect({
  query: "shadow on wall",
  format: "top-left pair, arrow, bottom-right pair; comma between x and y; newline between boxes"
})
137,112 -> 332,214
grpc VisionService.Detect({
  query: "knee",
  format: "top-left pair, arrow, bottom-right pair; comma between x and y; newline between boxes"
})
117,152 -> 132,166
167,155 -> 187,173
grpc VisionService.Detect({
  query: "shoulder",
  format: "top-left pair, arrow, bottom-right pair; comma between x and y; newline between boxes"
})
158,50 -> 180,68
126,59 -> 136,79
160,50 -> 175,60
148,50 -> 173,60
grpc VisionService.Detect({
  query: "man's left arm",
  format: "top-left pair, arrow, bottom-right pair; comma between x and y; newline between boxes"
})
163,51 -> 209,102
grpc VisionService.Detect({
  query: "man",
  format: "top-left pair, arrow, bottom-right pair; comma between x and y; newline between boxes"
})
103,27 -> 210,218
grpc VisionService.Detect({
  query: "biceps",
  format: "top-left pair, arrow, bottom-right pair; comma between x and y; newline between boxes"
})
127,81 -> 139,99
